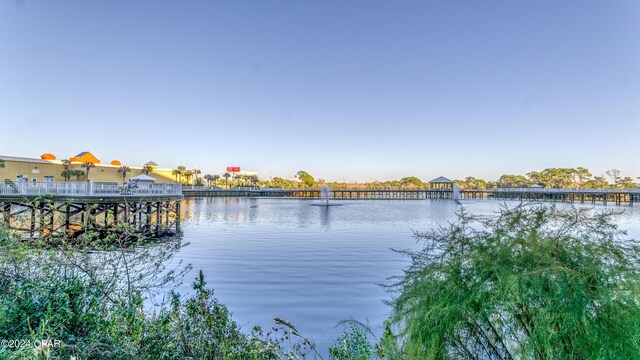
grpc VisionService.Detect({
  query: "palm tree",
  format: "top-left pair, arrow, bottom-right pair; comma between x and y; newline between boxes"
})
223,172 -> 231,188
118,165 -> 131,184
172,169 -> 182,183
142,165 -> 154,175
61,170 -> 72,182
58,159 -> 72,181
192,168 -> 202,186
82,162 -> 96,180
204,174 -> 214,187
72,170 -> 85,180
0,159 -> 5,168
249,175 -> 259,188
183,170 -> 194,185
61,159 -> 71,170
212,174 -> 220,186
177,166 -> 187,183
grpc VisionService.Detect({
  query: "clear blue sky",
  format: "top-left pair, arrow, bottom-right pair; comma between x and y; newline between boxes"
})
1,1 -> 638,182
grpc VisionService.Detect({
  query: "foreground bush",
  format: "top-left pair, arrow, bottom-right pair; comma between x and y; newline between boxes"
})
0,268 -> 284,359
389,205 -> 640,359
0,227 -> 308,359
329,325 -> 373,360
3,204 -> 640,359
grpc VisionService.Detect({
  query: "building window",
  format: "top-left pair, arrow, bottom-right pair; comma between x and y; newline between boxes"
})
16,175 -> 27,182
44,176 -> 54,182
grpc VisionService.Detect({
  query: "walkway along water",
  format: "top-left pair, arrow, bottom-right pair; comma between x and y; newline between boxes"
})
0,181 -> 183,237
182,186 -> 640,205
2,182 -> 638,237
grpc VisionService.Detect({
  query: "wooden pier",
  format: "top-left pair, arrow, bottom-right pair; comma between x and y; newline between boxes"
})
485,188 -> 640,206
183,188 -> 455,200
0,182 -> 183,238
183,187 -> 640,205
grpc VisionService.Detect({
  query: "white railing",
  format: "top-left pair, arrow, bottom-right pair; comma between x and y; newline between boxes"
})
0,181 -> 182,197
182,185 -> 224,190
494,187 -> 640,194
181,186 -> 262,191
0,183 -> 19,195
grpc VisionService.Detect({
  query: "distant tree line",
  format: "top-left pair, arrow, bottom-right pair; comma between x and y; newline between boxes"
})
263,168 -> 639,190
167,166 -> 640,190
171,166 -> 204,186
456,167 -> 639,190
177,167 -> 259,188
264,172 -> 431,190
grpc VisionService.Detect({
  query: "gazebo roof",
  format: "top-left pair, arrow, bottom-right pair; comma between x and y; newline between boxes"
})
429,176 -> 453,183
145,161 -> 158,166
129,174 -> 157,182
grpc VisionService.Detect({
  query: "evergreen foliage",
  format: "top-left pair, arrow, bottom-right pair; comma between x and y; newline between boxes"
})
388,204 -> 640,359
2,204 -> 640,359
0,226 -> 311,359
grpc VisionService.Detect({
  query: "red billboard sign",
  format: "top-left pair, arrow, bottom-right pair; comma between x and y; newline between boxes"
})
226,166 -> 240,173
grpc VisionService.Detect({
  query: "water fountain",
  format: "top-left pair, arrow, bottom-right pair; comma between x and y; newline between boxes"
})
452,184 -> 461,200
311,185 -> 341,206
320,185 -> 331,206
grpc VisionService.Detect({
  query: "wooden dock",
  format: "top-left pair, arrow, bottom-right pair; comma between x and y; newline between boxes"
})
0,182 -> 183,237
5,182 -> 634,239
485,188 -> 640,206
183,188 -> 455,200
183,187 -> 640,205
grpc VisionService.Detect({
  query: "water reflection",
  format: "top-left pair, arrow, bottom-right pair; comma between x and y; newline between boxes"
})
320,205 -> 330,228
172,198 -> 640,353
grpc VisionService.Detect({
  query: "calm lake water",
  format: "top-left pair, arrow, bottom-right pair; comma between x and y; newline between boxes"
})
169,197 -> 640,352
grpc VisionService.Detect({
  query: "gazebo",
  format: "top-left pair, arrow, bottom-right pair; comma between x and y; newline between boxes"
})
128,174 -> 157,191
429,176 -> 454,190
129,174 -> 157,184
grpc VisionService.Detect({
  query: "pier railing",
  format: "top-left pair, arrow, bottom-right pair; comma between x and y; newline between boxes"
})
493,187 -> 640,194
0,181 -> 182,197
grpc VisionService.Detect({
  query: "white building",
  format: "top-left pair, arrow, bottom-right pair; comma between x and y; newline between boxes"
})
232,171 -> 259,178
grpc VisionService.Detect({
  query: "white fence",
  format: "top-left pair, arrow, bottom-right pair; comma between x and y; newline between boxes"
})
0,181 -> 182,197
182,186 -> 260,191
494,187 -> 640,194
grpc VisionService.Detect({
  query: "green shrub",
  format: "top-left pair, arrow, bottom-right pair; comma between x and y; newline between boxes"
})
5,203 -> 639,359
0,266 -> 286,359
329,325 -> 373,360
0,227 -> 302,359
140,270 -> 281,359
388,204 -> 640,359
